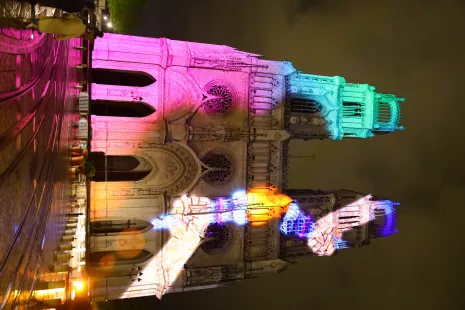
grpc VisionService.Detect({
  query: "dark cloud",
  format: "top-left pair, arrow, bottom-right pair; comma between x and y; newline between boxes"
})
111,0 -> 465,309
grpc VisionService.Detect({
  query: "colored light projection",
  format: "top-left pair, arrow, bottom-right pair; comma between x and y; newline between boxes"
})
307,195 -> 399,256
119,189 -> 291,299
279,203 -> 313,237
120,190 -> 398,299
286,73 -> 405,140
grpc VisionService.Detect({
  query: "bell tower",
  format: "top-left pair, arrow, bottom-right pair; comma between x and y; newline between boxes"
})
284,72 -> 405,140
85,32 -> 405,303
280,189 -> 399,257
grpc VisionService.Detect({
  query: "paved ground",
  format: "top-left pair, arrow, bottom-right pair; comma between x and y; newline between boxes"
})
0,2 -> 84,307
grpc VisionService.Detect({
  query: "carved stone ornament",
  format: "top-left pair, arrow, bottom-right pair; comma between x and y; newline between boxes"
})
203,82 -> 236,115
203,151 -> 234,185
104,142 -> 200,196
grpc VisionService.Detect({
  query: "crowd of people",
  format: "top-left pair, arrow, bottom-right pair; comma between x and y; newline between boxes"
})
22,0 -> 103,40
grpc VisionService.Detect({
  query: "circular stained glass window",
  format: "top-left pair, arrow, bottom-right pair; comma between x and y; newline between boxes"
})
203,152 -> 234,185
203,83 -> 235,115
201,222 -> 234,254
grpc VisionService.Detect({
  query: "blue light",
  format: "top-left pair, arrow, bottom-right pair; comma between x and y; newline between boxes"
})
333,235 -> 350,250
280,203 -> 313,237
373,200 -> 399,238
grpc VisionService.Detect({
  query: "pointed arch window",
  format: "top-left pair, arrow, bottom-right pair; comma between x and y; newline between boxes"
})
90,219 -> 154,235
376,101 -> 393,123
90,249 -> 153,266
289,96 -> 321,114
342,101 -> 363,117
92,68 -> 156,87
91,100 -> 156,117
92,155 -> 152,182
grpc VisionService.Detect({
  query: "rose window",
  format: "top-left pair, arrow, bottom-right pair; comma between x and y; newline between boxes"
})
203,152 -> 233,185
201,223 -> 233,254
203,83 -> 235,115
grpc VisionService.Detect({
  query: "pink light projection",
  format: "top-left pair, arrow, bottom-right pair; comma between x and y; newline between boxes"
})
90,33 -> 295,130
308,195 -> 398,256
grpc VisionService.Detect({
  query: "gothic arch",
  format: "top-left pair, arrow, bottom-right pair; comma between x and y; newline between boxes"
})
92,68 -> 156,87
92,155 -> 153,182
140,142 -> 202,195
289,97 -> 322,114
93,142 -> 203,195
164,68 -> 205,121
91,100 -> 156,117
90,219 -> 154,235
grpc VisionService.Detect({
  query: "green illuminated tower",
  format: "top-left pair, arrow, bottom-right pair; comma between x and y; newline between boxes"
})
285,72 -> 405,140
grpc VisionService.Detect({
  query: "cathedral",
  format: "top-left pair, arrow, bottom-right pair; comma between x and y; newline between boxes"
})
87,33 -> 404,301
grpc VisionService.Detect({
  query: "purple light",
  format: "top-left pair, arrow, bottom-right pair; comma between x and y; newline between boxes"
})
280,203 -> 313,237
372,200 -> 399,237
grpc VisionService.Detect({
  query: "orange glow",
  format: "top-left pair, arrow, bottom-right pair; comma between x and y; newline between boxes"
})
72,281 -> 85,292
116,232 -> 146,259
33,288 -> 65,301
99,254 -> 115,269
245,190 -> 293,223
118,249 -> 144,259
246,191 -> 292,210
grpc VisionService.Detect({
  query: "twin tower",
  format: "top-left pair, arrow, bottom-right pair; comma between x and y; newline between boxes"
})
87,33 -> 405,301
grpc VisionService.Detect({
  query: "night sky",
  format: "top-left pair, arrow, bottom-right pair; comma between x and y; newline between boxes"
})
109,0 -> 465,309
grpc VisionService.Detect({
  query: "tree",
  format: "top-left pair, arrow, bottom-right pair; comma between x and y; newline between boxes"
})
107,0 -> 147,33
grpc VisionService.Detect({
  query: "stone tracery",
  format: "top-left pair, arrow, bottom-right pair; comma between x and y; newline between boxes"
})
202,152 -> 234,185
203,82 -> 236,115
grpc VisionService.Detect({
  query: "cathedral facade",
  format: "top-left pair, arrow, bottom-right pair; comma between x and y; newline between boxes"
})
87,33 -> 404,301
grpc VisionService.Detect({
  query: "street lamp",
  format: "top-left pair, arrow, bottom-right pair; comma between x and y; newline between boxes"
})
107,22 -> 113,28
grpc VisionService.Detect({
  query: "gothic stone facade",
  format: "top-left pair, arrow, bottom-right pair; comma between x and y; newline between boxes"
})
88,33 -> 403,301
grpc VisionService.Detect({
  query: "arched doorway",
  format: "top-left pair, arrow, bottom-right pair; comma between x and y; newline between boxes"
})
91,100 -> 156,117
92,68 -> 156,87
92,155 -> 152,182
